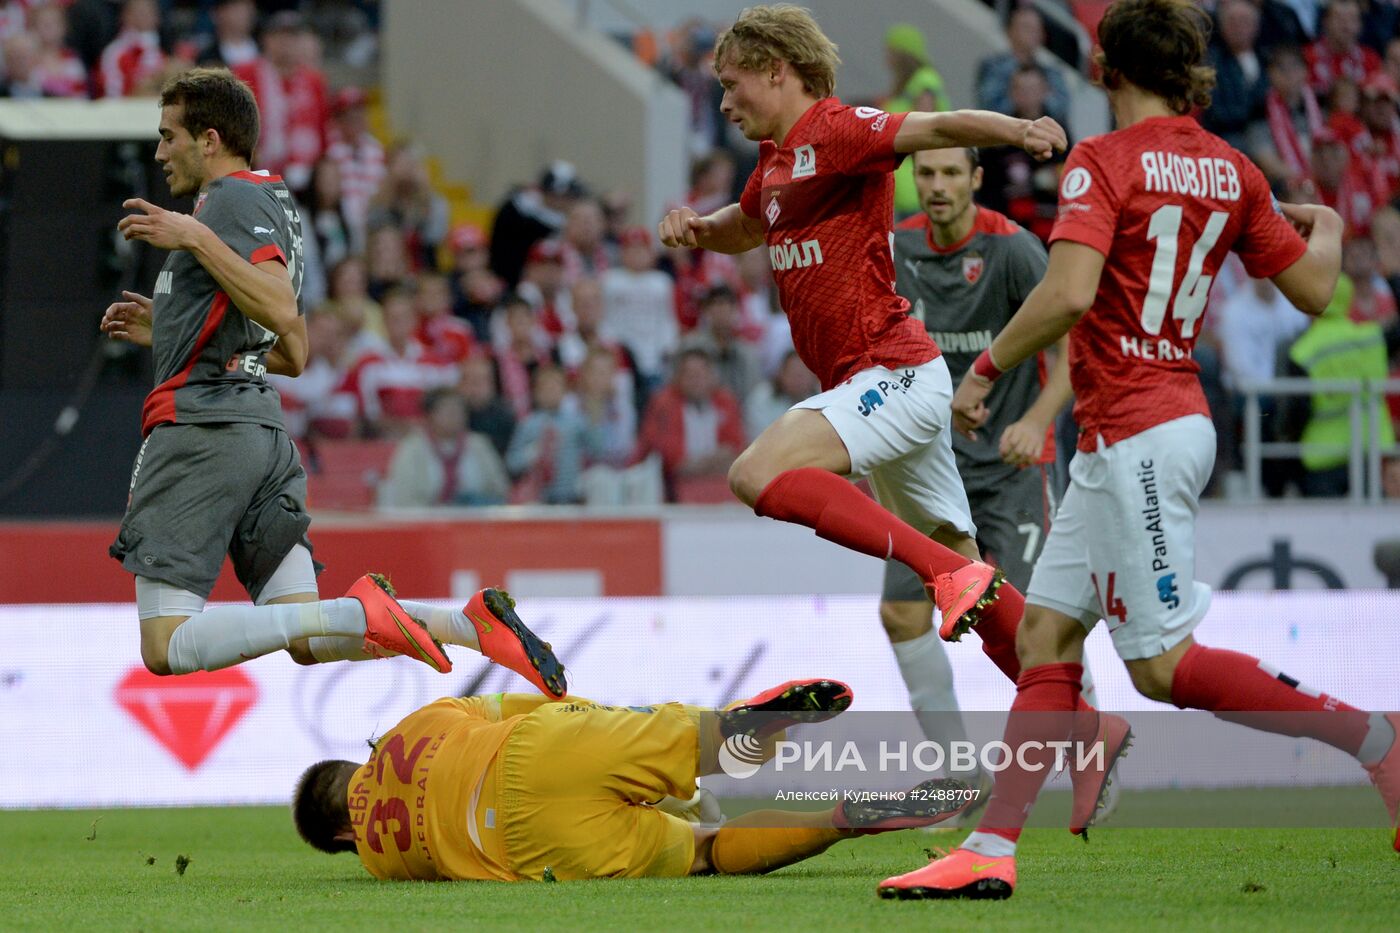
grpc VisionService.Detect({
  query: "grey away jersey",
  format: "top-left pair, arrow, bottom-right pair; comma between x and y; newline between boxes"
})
141,170 -> 304,435
893,207 -> 1053,485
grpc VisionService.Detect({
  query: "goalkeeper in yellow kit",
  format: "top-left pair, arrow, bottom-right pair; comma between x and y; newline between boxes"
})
292,678 -> 975,881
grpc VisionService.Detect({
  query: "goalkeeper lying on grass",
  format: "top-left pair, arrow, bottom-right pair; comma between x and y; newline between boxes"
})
293,678 -> 974,881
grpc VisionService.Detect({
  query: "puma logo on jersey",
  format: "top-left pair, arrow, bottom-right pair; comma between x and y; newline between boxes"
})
154,270 -> 173,295
253,225 -> 274,236
769,237 -> 823,271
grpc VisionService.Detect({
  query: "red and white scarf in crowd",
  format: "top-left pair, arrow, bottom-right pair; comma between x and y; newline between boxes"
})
1353,119 -> 1400,201
1319,164 -> 1382,236
1266,88 -> 1324,183
98,29 -> 165,98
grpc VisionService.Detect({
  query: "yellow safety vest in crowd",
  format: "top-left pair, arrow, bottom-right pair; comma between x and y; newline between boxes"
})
888,66 -> 950,219
1288,293 -> 1395,471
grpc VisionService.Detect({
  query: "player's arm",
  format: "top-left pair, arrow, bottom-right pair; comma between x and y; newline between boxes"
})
894,110 -> 1066,160
658,203 -> 765,254
187,236 -> 300,337
264,316 -> 309,376
998,335 -> 1072,465
1269,203 -> 1344,316
953,241 -> 1104,437
119,197 -> 300,337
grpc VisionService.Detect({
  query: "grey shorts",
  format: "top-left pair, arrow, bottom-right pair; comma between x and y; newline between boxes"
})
882,463 -> 1056,602
110,422 -> 316,602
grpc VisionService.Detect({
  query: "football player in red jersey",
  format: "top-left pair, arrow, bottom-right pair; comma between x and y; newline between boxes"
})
659,4 -> 1066,664
882,0 -> 1398,901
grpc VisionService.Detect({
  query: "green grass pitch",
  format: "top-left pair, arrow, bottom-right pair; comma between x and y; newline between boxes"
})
3,790 -> 1396,932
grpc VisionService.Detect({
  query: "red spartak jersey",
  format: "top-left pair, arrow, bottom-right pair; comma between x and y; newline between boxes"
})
1049,115 -> 1307,451
739,97 -> 937,390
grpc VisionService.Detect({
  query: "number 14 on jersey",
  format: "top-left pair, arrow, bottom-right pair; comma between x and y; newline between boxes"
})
1141,207 -> 1229,339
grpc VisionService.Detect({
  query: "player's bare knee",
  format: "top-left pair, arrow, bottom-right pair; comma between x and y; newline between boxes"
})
1126,655 -> 1178,703
727,450 -> 769,507
880,601 -> 932,642
137,617 -> 184,676
1014,617 -> 1055,668
1016,606 -> 1083,668
929,527 -> 981,562
286,641 -> 319,666
139,638 -> 173,676
689,825 -> 719,875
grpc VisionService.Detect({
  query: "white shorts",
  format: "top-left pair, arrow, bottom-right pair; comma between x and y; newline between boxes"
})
133,544 -> 318,620
1026,415 -> 1215,661
793,357 -> 975,538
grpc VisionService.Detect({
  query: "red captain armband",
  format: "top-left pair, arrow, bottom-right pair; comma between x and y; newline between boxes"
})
971,349 -> 1006,383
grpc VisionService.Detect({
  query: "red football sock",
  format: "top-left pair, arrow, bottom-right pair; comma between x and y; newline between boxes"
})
755,468 -> 970,578
976,662 -> 1083,843
1170,644 -> 1370,757
972,582 -> 1025,681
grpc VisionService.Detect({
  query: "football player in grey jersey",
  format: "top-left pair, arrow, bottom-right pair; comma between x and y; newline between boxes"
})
883,147 -> 1102,801
99,69 -> 564,698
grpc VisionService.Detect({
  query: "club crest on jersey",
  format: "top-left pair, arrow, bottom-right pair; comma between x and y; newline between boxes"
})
766,195 -> 781,225
962,254 -> 984,285
792,144 -> 816,179
1060,167 -> 1092,199
853,105 -> 891,132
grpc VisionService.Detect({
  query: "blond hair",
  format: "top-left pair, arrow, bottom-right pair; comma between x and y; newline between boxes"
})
713,5 -> 840,99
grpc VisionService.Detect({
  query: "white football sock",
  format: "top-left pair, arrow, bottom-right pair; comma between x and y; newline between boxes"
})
165,598 -> 366,674
398,599 -> 480,651
1358,713 -> 1396,767
960,830 -> 1017,858
891,628 -> 977,776
308,635 -> 377,663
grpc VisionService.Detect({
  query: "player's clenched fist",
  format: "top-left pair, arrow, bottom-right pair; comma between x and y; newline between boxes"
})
1278,201 -> 1342,242
999,418 -> 1048,467
100,290 -> 154,347
1020,116 -> 1067,161
658,207 -> 710,249
951,372 -> 993,440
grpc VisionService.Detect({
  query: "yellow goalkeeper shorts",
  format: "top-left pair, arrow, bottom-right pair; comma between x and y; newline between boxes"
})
495,699 -> 703,880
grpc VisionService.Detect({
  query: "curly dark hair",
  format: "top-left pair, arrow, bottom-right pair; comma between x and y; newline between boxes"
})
1094,0 -> 1216,115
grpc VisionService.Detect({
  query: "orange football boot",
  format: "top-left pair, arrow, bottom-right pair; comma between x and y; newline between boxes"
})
348,573 -> 452,672
878,847 -> 1016,900
719,678 -> 853,740
1069,711 -> 1133,839
931,562 -> 1004,641
465,588 -> 567,697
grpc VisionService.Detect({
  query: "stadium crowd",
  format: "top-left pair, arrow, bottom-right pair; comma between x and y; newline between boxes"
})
5,0 -> 1397,504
